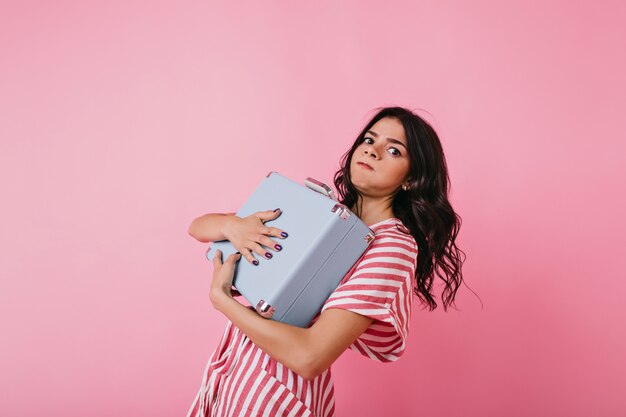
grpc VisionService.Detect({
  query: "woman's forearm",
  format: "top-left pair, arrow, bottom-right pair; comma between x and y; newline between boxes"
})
188,212 -> 236,243
210,291 -> 317,379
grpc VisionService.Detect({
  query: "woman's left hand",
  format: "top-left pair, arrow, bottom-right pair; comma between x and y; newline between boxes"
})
209,249 -> 243,307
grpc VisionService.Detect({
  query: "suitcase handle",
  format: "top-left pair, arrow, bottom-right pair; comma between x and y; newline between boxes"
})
304,177 -> 338,201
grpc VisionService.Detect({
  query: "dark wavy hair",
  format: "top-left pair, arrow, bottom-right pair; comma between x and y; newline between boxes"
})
333,106 -> 468,311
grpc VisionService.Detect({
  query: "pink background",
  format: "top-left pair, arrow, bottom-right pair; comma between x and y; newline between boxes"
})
1,1 -> 625,416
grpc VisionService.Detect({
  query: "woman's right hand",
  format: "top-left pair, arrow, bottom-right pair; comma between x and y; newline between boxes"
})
222,208 -> 288,265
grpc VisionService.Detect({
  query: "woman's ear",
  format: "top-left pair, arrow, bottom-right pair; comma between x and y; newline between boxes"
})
401,177 -> 413,191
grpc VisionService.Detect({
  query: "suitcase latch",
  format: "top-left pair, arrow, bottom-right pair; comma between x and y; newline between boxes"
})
331,203 -> 351,220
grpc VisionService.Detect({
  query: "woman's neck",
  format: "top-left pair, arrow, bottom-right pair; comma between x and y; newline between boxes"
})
349,197 -> 395,226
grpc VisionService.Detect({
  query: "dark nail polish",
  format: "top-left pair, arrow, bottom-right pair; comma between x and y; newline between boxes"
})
274,208 -> 281,212
265,252 -> 272,259
274,244 -> 282,251
253,259 -> 259,266
281,232 -> 288,238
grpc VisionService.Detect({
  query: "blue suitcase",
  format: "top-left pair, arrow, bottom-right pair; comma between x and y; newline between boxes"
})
205,171 -> 375,327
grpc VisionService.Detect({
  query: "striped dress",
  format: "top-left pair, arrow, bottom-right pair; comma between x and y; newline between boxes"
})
186,217 -> 418,417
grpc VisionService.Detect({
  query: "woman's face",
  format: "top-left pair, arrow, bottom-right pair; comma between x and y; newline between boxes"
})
350,116 -> 411,198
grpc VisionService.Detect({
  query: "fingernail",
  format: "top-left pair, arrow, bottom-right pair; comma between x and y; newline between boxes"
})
281,232 -> 288,238
274,208 -> 281,212
265,252 -> 273,259
253,259 -> 259,266
235,252 -> 240,255
274,244 -> 282,251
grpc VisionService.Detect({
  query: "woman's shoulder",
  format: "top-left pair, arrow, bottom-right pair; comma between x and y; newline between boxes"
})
370,218 -> 418,252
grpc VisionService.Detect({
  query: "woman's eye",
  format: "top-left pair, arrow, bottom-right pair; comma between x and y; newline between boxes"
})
363,137 -> 401,157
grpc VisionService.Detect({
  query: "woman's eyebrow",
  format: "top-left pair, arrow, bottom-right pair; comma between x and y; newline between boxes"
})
366,130 -> 407,149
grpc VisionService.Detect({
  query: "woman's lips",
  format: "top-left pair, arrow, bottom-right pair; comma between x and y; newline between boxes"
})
357,162 -> 374,170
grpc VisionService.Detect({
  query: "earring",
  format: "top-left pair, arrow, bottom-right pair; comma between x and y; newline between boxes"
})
402,184 -> 409,191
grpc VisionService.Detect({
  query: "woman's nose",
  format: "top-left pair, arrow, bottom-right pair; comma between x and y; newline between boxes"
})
364,149 -> 377,158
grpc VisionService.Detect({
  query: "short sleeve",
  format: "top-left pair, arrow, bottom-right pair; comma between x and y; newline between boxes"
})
320,223 -> 418,362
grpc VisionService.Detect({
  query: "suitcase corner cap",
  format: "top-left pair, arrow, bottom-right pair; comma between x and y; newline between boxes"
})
256,300 -> 276,319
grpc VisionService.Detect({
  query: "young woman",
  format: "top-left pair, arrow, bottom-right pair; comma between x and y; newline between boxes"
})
185,106 -> 466,417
